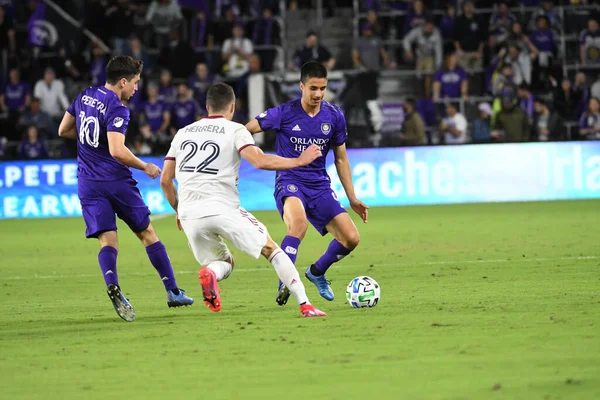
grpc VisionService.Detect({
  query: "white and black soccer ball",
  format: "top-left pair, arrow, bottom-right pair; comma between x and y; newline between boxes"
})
346,276 -> 380,308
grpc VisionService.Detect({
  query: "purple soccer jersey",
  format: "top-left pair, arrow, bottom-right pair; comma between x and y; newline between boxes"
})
256,99 -> 348,234
67,87 -> 132,181
3,82 -> 31,111
530,30 -> 555,53
434,67 -> 467,98
141,99 -> 168,132
67,86 -> 150,238
256,99 -> 347,188
18,140 -> 48,159
158,85 -> 177,104
172,99 -> 200,129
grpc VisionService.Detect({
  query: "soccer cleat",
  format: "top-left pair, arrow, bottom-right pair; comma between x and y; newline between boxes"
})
106,284 -> 136,322
300,304 -> 327,317
305,266 -> 335,301
167,288 -> 194,308
198,267 -> 221,312
276,282 -> 291,306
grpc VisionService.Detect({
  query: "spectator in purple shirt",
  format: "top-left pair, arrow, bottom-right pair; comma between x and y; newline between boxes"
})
251,7 -> 280,71
18,126 -> 48,160
1,68 -> 30,141
433,53 -> 468,103
252,7 -> 279,46
89,43 -> 107,87
439,3 -> 456,43
579,97 -> 600,140
402,0 -> 430,36
140,83 -> 171,135
190,10 -> 214,49
158,69 -> 177,104
190,10 -> 215,70
529,15 -> 557,90
170,83 -> 203,133
0,68 -> 31,114
530,16 -> 556,56
187,62 -> 214,109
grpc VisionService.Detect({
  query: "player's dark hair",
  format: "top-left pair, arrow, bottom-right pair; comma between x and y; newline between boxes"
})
206,82 -> 235,112
300,61 -> 327,84
106,56 -> 143,85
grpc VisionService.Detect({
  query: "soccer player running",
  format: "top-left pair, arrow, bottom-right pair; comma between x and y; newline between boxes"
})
245,61 -> 369,305
58,56 -> 194,322
160,82 -> 326,317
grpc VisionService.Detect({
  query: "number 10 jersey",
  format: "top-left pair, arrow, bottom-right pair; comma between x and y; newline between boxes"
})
67,86 -> 132,181
165,115 -> 256,220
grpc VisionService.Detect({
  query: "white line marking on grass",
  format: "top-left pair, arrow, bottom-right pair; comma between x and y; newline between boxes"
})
5,255 -> 598,281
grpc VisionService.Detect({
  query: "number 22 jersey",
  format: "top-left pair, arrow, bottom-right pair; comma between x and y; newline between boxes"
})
67,86 -> 132,181
165,116 -> 256,220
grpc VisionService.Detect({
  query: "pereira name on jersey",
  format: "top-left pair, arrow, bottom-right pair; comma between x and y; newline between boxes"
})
67,86 -> 131,181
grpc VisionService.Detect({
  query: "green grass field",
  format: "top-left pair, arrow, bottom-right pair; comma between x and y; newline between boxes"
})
1,200 -> 599,400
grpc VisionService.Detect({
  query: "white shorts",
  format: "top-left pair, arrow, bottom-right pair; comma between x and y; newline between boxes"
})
179,207 -> 268,266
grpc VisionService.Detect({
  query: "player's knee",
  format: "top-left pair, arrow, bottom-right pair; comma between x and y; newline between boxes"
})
98,231 -> 118,250
342,231 -> 360,250
287,218 -> 308,239
136,223 -> 159,246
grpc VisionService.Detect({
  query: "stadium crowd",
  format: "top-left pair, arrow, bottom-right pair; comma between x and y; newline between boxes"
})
0,0 -> 599,160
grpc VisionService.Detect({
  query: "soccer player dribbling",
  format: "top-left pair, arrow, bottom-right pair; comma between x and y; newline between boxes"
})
58,56 -> 194,322
160,82 -> 326,317
246,61 -> 369,305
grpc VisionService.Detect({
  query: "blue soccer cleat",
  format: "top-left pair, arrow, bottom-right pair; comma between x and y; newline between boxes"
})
305,266 -> 334,301
167,288 -> 195,308
106,284 -> 136,322
276,282 -> 291,306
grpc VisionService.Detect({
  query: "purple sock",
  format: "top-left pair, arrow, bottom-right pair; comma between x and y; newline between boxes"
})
146,241 -> 178,291
313,239 -> 352,275
279,236 -> 301,286
98,246 -> 119,287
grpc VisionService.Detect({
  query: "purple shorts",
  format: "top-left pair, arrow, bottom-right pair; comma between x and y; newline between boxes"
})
275,181 -> 346,236
78,178 -> 151,238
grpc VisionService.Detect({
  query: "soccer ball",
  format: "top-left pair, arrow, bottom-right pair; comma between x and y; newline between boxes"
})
346,276 -> 380,308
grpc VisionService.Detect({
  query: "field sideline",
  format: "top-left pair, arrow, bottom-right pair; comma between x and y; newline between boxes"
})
1,200 -> 599,400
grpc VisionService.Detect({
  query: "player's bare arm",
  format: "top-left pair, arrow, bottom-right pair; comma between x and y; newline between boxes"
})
245,119 -> 262,134
241,143 -> 322,170
57,111 -> 78,140
159,159 -> 182,230
107,131 -> 161,178
333,144 -> 368,223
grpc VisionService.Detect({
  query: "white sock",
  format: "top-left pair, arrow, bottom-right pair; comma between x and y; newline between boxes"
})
207,261 -> 232,281
268,248 -> 309,305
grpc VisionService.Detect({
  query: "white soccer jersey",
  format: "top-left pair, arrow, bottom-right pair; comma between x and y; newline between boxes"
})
166,116 -> 255,220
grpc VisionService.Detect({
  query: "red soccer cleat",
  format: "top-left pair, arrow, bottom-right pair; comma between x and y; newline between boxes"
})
198,267 -> 221,312
300,304 -> 326,317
